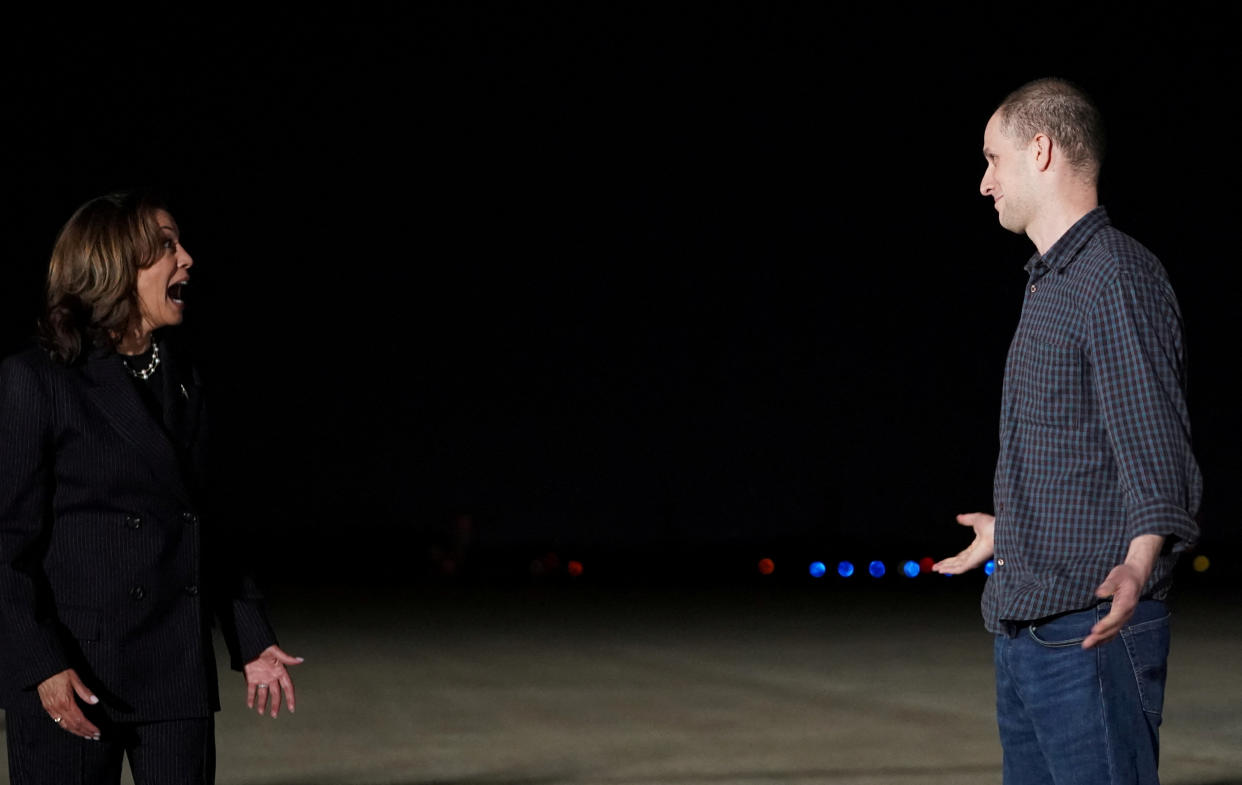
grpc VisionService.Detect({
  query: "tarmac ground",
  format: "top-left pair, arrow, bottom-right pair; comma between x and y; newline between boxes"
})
3,576 -> 1239,784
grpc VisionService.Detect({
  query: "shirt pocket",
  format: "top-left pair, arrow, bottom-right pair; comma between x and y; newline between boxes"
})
1012,339 -> 1085,430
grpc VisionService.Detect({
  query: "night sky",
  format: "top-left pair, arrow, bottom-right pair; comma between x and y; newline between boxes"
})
4,7 -> 1239,585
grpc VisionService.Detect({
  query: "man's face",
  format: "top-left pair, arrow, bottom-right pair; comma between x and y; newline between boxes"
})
980,111 -> 1036,235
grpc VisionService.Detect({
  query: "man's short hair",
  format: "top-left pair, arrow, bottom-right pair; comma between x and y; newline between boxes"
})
997,77 -> 1106,181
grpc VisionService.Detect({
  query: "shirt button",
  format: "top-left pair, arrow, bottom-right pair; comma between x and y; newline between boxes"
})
125,515 -> 142,530
130,586 -> 146,601
181,512 -> 199,525
1030,285 -> 1037,293
996,559 -> 1005,567
184,585 -> 199,597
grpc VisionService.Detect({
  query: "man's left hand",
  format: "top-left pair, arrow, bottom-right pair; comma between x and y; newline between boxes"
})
1082,563 -> 1143,649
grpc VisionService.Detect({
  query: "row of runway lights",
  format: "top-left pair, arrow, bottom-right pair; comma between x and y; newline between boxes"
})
763,555 -> 1213,578
757,557 -> 983,579
526,554 -> 1213,578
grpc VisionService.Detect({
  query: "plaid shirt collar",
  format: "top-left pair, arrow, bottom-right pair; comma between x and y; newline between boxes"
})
1024,205 -> 1111,281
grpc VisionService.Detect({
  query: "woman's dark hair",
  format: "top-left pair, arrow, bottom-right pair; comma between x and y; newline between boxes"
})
39,191 -> 167,365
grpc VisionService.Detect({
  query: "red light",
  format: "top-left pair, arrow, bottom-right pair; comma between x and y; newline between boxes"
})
758,558 -> 775,575
567,560 -> 583,577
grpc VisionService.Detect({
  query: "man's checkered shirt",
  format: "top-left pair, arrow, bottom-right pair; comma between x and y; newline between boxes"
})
981,206 -> 1202,633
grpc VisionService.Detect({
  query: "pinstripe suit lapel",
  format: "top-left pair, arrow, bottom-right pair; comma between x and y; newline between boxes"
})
157,339 -> 204,452
81,350 -> 190,502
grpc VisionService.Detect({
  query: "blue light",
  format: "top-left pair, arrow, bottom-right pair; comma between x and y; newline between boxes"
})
868,560 -> 886,578
809,561 -> 827,578
901,560 -> 920,578
837,561 -> 855,578
984,560 -> 996,576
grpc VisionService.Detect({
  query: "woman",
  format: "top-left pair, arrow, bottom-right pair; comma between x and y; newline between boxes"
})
0,192 -> 302,784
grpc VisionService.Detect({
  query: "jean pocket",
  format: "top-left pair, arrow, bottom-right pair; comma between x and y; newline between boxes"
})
1027,618 -> 1089,648
1120,614 -> 1170,716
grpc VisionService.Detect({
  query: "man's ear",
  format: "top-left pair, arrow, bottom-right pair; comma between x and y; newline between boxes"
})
1031,133 -> 1052,172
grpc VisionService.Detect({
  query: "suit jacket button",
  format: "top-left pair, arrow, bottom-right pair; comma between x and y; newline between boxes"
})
130,586 -> 146,601
125,515 -> 142,530
182,512 -> 199,525
184,585 -> 199,596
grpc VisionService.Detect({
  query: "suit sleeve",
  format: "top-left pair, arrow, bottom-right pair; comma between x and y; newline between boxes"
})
0,354 -> 70,690
1087,268 -> 1201,550
209,521 -> 279,670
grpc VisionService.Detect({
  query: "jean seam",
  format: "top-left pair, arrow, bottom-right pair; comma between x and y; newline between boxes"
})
1095,643 -> 1118,784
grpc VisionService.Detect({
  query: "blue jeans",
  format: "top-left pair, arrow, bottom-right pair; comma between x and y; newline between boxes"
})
994,600 -> 1170,785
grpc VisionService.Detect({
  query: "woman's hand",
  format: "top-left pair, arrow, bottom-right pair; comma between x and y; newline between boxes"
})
243,644 -> 304,718
36,668 -> 101,741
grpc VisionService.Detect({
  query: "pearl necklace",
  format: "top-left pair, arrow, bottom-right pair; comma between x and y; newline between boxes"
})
123,342 -> 161,380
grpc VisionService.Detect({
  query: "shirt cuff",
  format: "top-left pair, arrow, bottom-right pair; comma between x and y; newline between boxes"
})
1126,498 -> 1200,552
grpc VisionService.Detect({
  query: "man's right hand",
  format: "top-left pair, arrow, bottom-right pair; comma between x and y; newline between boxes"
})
36,668 -> 101,741
933,512 -> 996,575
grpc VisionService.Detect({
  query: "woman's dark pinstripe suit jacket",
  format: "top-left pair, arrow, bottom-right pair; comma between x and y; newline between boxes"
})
0,338 -> 276,722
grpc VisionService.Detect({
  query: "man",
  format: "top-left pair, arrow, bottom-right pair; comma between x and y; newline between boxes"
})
934,78 -> 1201,784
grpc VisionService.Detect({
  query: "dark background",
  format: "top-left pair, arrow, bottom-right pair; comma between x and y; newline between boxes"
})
3,6 -> 1238,589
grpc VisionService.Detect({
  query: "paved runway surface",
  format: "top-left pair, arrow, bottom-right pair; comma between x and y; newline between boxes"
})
4,579 -> 1240,784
